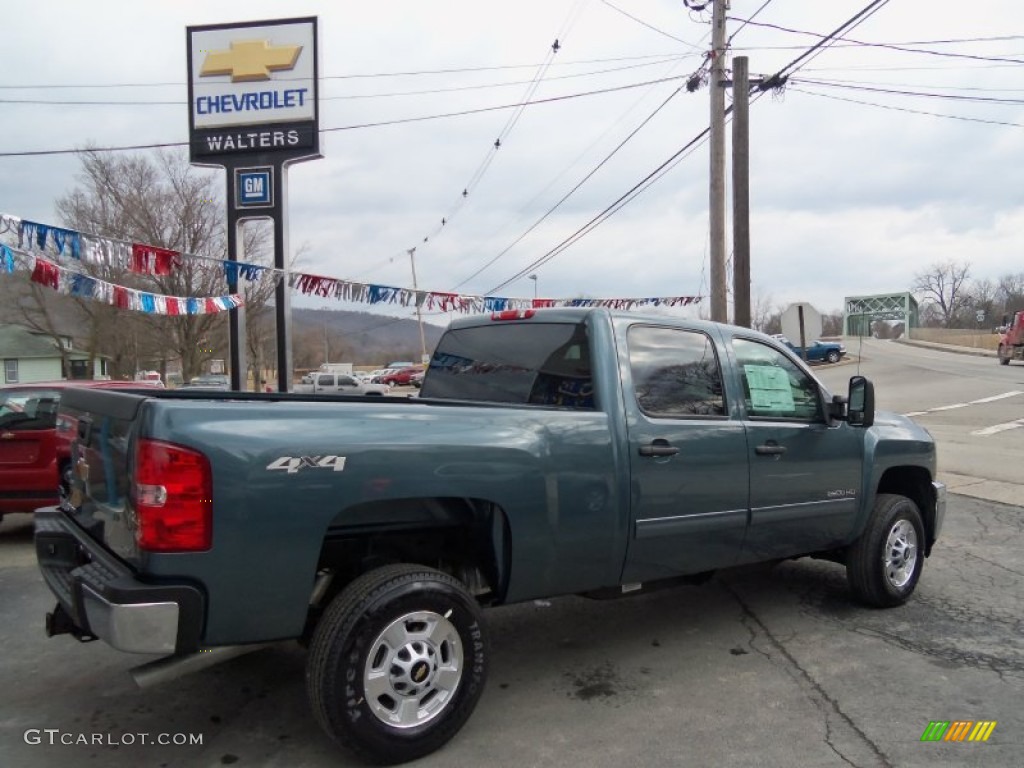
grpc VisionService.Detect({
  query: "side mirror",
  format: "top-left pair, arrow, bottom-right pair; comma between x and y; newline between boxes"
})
847,376 -> 875,428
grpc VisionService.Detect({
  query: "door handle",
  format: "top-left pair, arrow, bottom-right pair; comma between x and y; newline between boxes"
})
639,439 -> 679,457
755,441 -> 787,456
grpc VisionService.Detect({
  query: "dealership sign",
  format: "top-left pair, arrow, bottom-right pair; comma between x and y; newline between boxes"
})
187,17 -> 319,162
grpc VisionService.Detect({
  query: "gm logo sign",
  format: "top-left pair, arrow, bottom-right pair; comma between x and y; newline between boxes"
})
235,167 -> 274,208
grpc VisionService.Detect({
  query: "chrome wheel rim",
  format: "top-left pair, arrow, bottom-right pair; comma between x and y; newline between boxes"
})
884,519 -> 918,588
364,610 -> 463,728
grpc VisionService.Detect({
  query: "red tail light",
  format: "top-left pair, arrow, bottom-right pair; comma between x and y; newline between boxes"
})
133,438 -> 212,552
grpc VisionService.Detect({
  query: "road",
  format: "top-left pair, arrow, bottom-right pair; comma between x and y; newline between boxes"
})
1,341 -> 1021,767
814,338 -> 1024,506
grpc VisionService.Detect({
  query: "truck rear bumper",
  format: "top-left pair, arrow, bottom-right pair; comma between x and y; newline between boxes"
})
34,508 -> 204,655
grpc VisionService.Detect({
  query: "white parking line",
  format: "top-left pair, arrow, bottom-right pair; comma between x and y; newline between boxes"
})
970,391 -> 1023,404
903,391 -> 1023,419
972,419 -> 1024,437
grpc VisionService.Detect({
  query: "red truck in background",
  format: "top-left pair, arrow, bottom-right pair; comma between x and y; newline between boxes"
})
997,310 -> 1024,365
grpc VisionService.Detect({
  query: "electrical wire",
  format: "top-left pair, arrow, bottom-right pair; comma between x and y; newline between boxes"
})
453,82 -> 687,289
787,85 -> 1024,128
790,77 -> 1024,105
599,0 -> 703,49
727,16 -> 1024,66
0,56 -> 690,106
0,74 -> 688,158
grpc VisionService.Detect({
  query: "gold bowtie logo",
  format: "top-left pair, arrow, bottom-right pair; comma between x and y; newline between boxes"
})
200,40 -> 302,83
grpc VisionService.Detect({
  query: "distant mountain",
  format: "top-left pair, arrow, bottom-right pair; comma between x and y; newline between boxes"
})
292,307 -> 446,366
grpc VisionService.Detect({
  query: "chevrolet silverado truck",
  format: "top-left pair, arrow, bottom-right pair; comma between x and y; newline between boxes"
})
35,308 -> 945,764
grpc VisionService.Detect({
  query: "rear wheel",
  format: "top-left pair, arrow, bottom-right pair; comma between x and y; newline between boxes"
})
847,494 -> 924,607
307,564 -> 488,764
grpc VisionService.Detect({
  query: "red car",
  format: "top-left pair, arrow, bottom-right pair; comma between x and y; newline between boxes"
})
381,366 -> 423,386
0,380 -> 162,519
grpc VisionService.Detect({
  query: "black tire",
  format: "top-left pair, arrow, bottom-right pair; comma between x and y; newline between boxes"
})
998,345 -> 1010,365
847,494 -> 925,608
307,564 -> 488,764
826,350 -> 841,364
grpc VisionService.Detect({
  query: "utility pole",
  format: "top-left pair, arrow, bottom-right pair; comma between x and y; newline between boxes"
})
408,248 -> 428,364
708,0 -> 728,322
732,55 -> 751,328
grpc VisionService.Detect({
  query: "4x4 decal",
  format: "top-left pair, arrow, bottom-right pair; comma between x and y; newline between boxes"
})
266,455 -> 347,474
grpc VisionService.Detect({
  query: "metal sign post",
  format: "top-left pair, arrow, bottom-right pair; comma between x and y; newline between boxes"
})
186,16 -> 322,392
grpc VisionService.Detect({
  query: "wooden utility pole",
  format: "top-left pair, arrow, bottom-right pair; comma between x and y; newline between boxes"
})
708,0 -> 728,322
732,56 -> 751,328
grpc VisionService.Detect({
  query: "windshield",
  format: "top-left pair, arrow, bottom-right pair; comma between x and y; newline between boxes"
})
0,389 -> 62,431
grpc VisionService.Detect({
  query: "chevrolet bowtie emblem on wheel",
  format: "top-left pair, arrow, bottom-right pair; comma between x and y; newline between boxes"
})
200,40 -> 302,82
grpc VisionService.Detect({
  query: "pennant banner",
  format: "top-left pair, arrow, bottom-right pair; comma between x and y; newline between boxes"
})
23,253 -> 242,315
1,213 -> 702,315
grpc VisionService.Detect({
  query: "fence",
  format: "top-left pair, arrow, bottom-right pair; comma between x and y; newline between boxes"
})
907,327 -> 1001,350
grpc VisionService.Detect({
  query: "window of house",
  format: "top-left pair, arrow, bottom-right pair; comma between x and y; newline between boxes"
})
627,326 -> 726,418
3,359 -> 18,383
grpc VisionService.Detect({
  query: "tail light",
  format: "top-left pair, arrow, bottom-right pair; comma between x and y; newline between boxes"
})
133,438 -> 212,552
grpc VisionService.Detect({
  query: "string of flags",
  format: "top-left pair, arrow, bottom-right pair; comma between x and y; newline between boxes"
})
0,212 -> 702,315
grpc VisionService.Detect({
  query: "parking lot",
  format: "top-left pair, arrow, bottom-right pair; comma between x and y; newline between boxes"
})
1,488 -> 1021,768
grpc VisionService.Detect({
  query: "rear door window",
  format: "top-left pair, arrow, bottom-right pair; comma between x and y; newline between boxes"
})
421,322 -> 595,408
627,326 -> 725,418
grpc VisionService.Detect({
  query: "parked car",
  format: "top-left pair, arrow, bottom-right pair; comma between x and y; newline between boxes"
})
181,374 -> 230,390
772,334 -> 847,364
381,366 -> 423,386
0,379 -> 162,519
293,372 -> 390,396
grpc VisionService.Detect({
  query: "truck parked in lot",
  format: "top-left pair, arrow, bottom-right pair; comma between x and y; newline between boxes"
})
35,308 -> 945,764
293,371 -> 390,395
997,310 -> 1024,365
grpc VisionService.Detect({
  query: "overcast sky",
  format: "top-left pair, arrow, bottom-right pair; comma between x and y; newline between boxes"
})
2,0 -> 1022,327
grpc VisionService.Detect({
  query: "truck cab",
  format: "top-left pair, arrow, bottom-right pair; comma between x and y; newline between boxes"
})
997,310 -> 1024,365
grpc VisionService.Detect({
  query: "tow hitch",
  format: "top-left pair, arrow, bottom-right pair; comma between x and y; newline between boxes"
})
46,603 -> 97,643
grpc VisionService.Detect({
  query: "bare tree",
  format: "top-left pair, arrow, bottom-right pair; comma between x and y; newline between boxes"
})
912,261 -> 972,328
750,289 -> 777,333
55,149 -> 272,383
997,271 -> 1024,316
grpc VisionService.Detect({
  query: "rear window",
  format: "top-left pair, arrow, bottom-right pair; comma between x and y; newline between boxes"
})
420,322 -> 595,409
0,389 -> 61,431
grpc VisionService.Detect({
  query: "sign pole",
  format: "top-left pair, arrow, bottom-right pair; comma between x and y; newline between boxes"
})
187,16 -> 321,392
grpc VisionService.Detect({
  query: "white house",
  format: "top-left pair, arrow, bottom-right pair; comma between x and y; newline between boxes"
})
0,324 -> 109,384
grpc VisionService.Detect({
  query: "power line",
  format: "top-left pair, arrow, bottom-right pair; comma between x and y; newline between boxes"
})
0,74 -> 688,158
0,53 -> 686,90
791,77 -> 1024,105
728,16 -> 1024,66
788,85 -> 1024,128
454,82 -> 687,289
599,0 -> 704,49
0,56 -> 693,106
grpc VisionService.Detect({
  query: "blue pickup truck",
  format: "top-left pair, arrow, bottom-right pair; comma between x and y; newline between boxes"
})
35,308 -> 944,763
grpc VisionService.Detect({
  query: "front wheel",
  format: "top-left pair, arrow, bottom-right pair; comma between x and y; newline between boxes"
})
825,349 -> 841,364
998,345 -> 1010,365
846,494 -> 925,607
307,564 -> 488,764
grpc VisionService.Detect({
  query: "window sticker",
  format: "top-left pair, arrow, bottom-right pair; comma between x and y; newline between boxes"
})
743,364 -> 795,412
